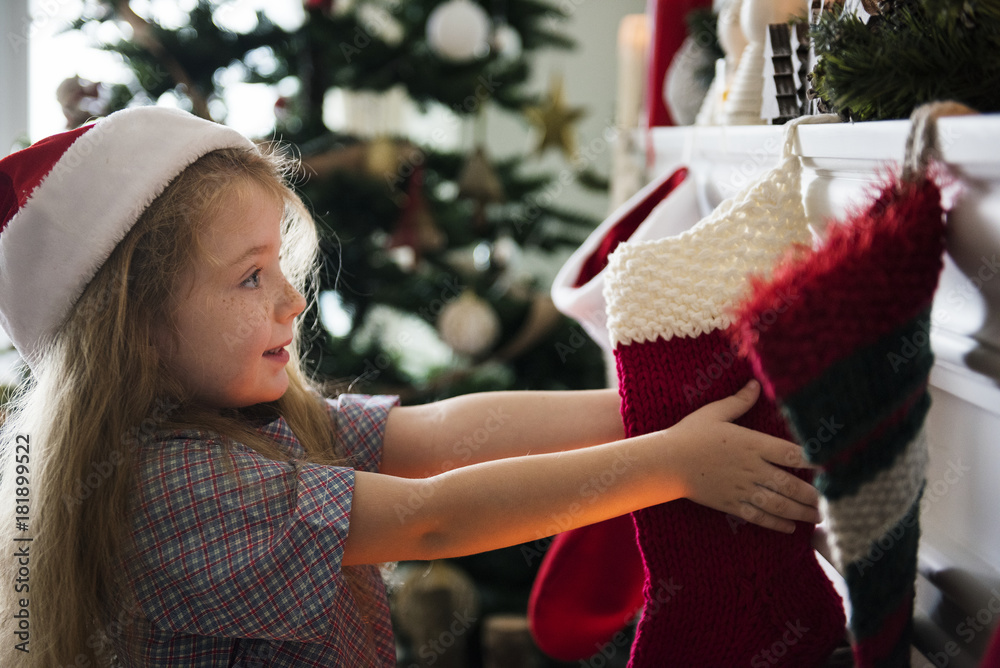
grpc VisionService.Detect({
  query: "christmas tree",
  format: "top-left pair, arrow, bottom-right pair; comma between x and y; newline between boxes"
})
64,0 -> 607,405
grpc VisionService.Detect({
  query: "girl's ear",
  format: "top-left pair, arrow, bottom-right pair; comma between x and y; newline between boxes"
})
150,308 -> 178,364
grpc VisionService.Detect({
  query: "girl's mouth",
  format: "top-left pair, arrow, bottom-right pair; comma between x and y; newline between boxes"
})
264,340 -> 292,363
263,346 -> 290,364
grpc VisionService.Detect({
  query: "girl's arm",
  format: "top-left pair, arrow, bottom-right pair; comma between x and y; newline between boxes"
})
342,381 -> 819,566
379,388 -> 625,477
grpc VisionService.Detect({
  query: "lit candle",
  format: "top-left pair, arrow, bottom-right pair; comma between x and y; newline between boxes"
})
616,14 -> 649,130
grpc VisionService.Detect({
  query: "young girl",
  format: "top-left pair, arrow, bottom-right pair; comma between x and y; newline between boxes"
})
0,107 -> 821,667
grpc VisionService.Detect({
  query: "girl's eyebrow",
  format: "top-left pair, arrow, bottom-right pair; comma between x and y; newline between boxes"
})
229,243 -> 273,266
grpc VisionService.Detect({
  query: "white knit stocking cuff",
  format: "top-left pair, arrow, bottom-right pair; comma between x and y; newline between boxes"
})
604,115 -> 840,348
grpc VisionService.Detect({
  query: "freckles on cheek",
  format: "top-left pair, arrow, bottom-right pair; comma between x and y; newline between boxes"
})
218,297 -> 271,353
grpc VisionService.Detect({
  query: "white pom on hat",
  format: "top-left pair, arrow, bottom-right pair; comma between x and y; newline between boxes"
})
0,106 -> 255,367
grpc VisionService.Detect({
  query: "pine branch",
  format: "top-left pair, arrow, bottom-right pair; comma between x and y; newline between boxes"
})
811,0 -> 1000,120
112,0 -> 212,118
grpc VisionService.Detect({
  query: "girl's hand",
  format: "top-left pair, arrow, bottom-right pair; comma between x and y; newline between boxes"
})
667,380 -> 821,534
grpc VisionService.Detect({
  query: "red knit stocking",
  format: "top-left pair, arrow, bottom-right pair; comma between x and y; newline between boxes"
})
532,167 -> 698,661
604,116 -> 846,666
616,332 -> 845,667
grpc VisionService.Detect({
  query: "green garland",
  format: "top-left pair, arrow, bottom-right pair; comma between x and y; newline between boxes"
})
811,0 -> 1000,121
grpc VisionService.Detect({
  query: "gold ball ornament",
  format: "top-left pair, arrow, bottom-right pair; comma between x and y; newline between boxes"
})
365,135 -> 402,182
436,290 -> 502,357
393,561 -> 481,668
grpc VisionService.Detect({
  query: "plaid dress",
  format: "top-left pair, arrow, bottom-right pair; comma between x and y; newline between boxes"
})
113,394 -> 399,667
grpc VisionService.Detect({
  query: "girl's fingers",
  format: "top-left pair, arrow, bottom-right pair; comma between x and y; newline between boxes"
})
698,380 -> 761,423
747,484 -> 822,524
754,459 -> 821,508
736,484 -> 822,534
735,501 -> 797,534
762,438 -> 819,470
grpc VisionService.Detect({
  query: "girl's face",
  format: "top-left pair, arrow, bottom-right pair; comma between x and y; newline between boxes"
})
158,184 -> 306,409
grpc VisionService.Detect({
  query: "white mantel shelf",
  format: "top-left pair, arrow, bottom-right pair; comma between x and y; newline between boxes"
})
649,115 -> 1000,173
647,116 -> 1000,667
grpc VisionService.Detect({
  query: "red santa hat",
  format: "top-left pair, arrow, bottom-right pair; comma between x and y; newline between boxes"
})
0,106 -> 254,367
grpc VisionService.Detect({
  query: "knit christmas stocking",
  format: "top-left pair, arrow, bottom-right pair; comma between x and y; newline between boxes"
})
604,116 -> 846,667
731,105 -> 962,666
531,167 -> 700,661
527,514 -> 645,661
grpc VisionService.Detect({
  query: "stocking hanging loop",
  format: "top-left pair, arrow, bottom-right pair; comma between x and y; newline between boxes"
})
902,101 -> 978,183
780,113 -> 840,160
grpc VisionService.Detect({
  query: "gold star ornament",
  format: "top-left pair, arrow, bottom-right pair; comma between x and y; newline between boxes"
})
524,75 -> 586,160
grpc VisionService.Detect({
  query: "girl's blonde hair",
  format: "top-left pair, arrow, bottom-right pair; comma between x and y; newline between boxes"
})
0,144 -> 378,666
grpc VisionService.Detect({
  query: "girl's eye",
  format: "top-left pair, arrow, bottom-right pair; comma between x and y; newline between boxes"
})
242,269 -> 262,289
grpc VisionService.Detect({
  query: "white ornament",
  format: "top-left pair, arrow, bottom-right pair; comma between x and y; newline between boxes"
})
664,35 -> 715,126
437,290 -> 501,356
718,0 -> 748,74
696,0 -> 746,126
722,0 -> 804,124
426,0 -> 492,62
358,4 -> 405,46
490,22 -> 522,59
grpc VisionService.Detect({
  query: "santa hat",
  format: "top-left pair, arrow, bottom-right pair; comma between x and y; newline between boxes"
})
0,106 -> 254,367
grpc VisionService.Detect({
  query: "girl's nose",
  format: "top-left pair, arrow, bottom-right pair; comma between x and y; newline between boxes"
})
278,277 -> 307,322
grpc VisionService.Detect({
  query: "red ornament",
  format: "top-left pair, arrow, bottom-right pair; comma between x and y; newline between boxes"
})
274,96 -> 290,119
304,0 -> 335,13
387,166 -> 444,263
